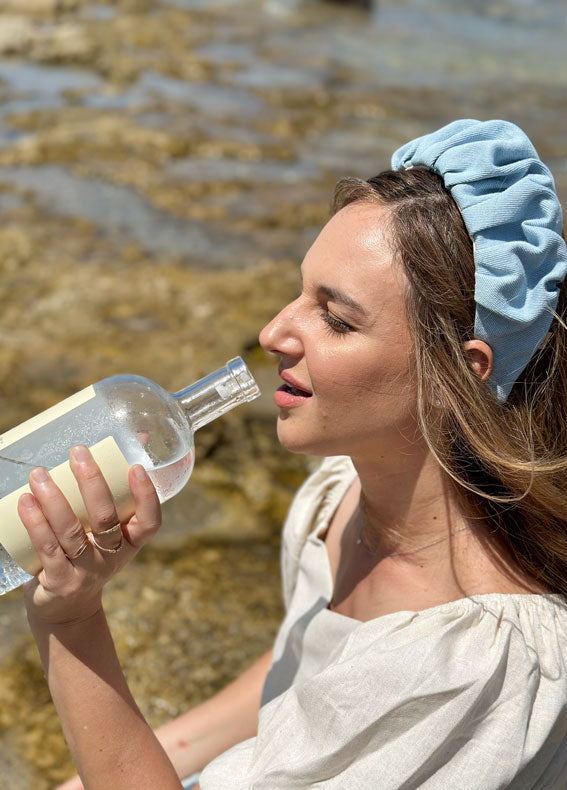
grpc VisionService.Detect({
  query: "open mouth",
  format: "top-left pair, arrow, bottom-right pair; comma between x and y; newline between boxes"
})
281,382 -> 312,398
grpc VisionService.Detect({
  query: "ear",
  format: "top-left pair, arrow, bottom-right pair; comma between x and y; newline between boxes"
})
463,339 -> 493,382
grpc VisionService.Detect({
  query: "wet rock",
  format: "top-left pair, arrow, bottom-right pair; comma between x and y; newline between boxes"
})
30,24 -> 95,64
0,16 -> 92,62
0,16 -> 35,55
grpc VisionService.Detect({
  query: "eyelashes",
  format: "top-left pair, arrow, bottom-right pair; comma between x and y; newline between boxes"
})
320,310 -> 353,335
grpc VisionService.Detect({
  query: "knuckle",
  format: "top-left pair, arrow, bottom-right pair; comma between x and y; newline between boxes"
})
143,508 -> 162,531
146,520 -> 162,536
42,540 -> 62,560
96,508 -> 119,530
67,521 -> 87,543
148,515 -> 162,532
80,463 -> 102,484
134,514 -> 161,543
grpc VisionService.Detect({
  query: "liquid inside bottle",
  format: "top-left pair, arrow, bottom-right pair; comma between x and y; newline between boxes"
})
127,447 -> 196,502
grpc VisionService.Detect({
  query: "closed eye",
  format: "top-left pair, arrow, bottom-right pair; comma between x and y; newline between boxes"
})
320,310 -> 354,335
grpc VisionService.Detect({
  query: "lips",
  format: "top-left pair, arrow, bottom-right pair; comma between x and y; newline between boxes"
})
274,368 -> 312,408
278,369 -> 312,396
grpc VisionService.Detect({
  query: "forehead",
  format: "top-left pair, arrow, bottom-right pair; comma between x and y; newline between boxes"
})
302,202 -> 407,310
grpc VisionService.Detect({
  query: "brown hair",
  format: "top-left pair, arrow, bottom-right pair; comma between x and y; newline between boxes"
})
332,167 -> 567,594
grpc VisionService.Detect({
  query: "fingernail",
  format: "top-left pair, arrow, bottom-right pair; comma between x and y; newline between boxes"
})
31,467 -> 49,483
72,445 -> 90,463
133,465 -> 147,481
20,493 -> 36,508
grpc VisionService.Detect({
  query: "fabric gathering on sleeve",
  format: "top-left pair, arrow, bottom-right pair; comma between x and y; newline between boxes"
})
199,457 -> 567,790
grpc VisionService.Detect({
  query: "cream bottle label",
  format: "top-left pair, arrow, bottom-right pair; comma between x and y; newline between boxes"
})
0,437 -> 134,575
0,385 -> 96,452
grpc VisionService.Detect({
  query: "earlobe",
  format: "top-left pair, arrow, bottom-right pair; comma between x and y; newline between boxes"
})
463,339 -> 493,381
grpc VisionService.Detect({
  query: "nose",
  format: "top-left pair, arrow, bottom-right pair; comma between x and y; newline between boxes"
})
259,297 -> 304,358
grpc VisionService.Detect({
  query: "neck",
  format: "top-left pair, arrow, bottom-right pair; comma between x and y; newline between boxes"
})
350,442 -> 471,561
327,443 -> 547,619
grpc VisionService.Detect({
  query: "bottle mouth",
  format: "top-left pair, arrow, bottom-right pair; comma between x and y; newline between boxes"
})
227,357 -> 261,401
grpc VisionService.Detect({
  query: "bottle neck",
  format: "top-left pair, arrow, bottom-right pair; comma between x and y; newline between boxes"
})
172,357 -> 260,432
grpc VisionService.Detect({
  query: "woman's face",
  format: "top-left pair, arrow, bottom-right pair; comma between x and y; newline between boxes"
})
259,202 -> 419,459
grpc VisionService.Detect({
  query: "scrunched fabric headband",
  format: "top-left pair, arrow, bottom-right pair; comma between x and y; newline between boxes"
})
391,119 -> 567,402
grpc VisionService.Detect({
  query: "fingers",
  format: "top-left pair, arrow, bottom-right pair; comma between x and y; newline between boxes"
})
122,465 -> 162,548
69,446 -> 161,548
26,468 -> 91,565
18,452 -> 162,627
21,449 -> 161,566
67,446 -> 161,549
17,491 -> 77,580
69,446 -> 121,543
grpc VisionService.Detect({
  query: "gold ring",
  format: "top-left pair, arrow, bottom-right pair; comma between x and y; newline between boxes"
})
65,538 -> 90,561
96,522 -> 122,537
90,533 -> 123,554
90,522 -> 123,553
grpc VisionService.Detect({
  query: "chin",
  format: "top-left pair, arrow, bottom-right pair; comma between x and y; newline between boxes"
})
276,419 -> 344,458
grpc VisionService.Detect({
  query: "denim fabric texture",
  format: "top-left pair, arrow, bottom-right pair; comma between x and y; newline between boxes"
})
392,119 -> 567,402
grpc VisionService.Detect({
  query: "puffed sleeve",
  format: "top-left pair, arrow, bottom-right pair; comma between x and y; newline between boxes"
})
200,594 -> 567,789
280,456 -> 356,609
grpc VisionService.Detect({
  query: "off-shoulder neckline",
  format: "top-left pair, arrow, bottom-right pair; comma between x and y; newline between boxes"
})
310,521 -> 566,624
322,590 -> 567,625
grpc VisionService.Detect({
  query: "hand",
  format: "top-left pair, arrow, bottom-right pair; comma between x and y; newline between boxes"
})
18,445 -> 162,627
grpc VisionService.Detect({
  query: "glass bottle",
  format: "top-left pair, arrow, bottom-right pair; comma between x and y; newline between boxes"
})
0,357 -> 260,595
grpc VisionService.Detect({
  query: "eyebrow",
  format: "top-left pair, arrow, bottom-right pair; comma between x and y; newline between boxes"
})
316,284 -> 368,316
299,270 -> 369,317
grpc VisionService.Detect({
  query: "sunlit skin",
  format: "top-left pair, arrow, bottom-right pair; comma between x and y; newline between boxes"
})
259,202 -> 418,459
259,202 -> 542,619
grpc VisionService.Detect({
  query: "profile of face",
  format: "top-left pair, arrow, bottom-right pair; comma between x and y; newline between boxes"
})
259,202 -> 421,459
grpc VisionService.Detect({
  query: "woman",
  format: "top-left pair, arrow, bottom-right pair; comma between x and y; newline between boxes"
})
22,119 -> 567,789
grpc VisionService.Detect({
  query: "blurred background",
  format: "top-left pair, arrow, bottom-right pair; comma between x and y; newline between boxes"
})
0,0 -> 565,786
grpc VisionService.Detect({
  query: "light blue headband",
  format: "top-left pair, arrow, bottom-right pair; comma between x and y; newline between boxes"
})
391,119 -> 567,402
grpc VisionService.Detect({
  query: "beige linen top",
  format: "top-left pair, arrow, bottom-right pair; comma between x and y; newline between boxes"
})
200,456 -> 567,789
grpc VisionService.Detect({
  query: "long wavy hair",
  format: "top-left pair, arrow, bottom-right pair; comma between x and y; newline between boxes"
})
332,167 -> 567,595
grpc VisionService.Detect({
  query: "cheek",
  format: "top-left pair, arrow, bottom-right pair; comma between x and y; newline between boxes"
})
304,321 -> 415,399
330,351 -> 416,419
332,349 -> 411,391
